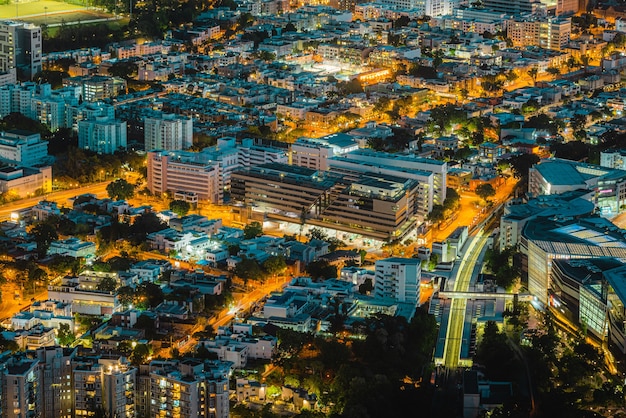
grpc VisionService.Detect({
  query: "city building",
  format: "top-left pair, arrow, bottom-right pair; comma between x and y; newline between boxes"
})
0,21 -> 42,81
529,158 -> 626,217
232,162 -> 423,241
47,238 -> 96,259
499,191 -> 595,249
0,130 -> 49,167
550,258 -> 617,339
507,16 -> 571,51
146,359 -> 230,418
147,150 -> 221,202
2,356 -> 41,418
520,215 -> 626,305
0,165 -> 52,197
72,355 -> 136,418
144,113 -> 193,151
146,138 -> 287,203
63,75 -> 126,102
47,276 -> 121,315
78,117 -> 127,154
481,0 -> 545,15
374,257 -> 421,319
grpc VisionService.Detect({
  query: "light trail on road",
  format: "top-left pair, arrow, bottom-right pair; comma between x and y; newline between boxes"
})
442,231 -> 489,367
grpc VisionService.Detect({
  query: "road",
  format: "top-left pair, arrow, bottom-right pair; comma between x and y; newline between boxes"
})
442,231 -> 489,368
0,181 -> 111,221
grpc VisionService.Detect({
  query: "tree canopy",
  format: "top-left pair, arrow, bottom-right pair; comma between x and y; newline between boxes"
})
106,179 -> 135,201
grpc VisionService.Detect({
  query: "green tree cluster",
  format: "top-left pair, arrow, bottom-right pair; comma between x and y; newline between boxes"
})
484,247 -> 520,289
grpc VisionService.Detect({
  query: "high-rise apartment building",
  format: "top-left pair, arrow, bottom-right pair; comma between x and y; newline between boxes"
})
146,359 -> 230,418
144,113 -> 193,151
78,117 -> 127,154
374,257 -> 421,317
0,21 -> 41,81
3,356 -> 41,418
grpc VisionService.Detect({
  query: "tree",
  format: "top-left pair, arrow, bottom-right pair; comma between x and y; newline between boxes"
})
243,221 -> 263,239
527,67 -> 539,86
443,188 -> 460,211
57,323 -> 75,347
507,153 -> 540,179
427,204 -> 445,223
234,257 -> 266,281
106,179 -> 135,200
107,61 -> 138,80
263,255 -> 287,276
475,183 -> 496,203
306,260 -> 337,280
169,200 -> 191,217
546,66 -> 560,80
96,276 -> 118,292
130,343 -> 152,365
31,222 -> 58,256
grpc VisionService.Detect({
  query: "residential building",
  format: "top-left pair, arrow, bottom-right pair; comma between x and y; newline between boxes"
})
0,21 -> 41,80
47,238 -> 96,259
374,258 -> 421,318
72,355 -> 136,418
47,276 -> 120,315
2,357 -> 41,418
144,113 -> 193,151
601,149 -> 626,170
147,150 -> 220,202
507,16 -> 571,51
63,75 -> 126,102
78,117 -> 127,154
147,359 -> 230,418
0,130 -> 49,166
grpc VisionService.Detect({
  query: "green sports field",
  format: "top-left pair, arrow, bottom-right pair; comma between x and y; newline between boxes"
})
0,0 -> 86,19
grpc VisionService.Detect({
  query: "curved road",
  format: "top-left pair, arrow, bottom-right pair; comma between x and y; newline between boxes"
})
442,231 -> 489,367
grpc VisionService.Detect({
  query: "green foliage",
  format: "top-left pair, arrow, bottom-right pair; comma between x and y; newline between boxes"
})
107,61 -> 138,79
263,255 -> 287,276
427,204 -> 445,223
506,153 -> 540,180
106,179 -> 135,201
45,22 -> 129,52
484,247 -> 521,289
443,188 -> 460,211
475,321 -> 519,381
130,343 -> 152,366
305,260 -> 337,280
169,200 -> 191,217
243,222 -> 263,239
31,222 -> 58,256
234,256 -> 266,281
134,314 -> 157,339
475,183 -> 496,202
57,323 -> 76,347
358,278 -> 373,295
96,276 -> 118,292
408,64 -> 438,79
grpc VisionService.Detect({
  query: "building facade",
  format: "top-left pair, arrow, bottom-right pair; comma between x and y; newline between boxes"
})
78,117 -> 127,154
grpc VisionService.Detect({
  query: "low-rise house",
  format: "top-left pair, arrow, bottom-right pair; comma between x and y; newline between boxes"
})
47,238 -> 96,259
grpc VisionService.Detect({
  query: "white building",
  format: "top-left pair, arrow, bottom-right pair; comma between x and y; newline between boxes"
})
0,130 -> 49,166
374,257 -> 421,314
144,113 -> 193,151
78,116 -> 127,154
